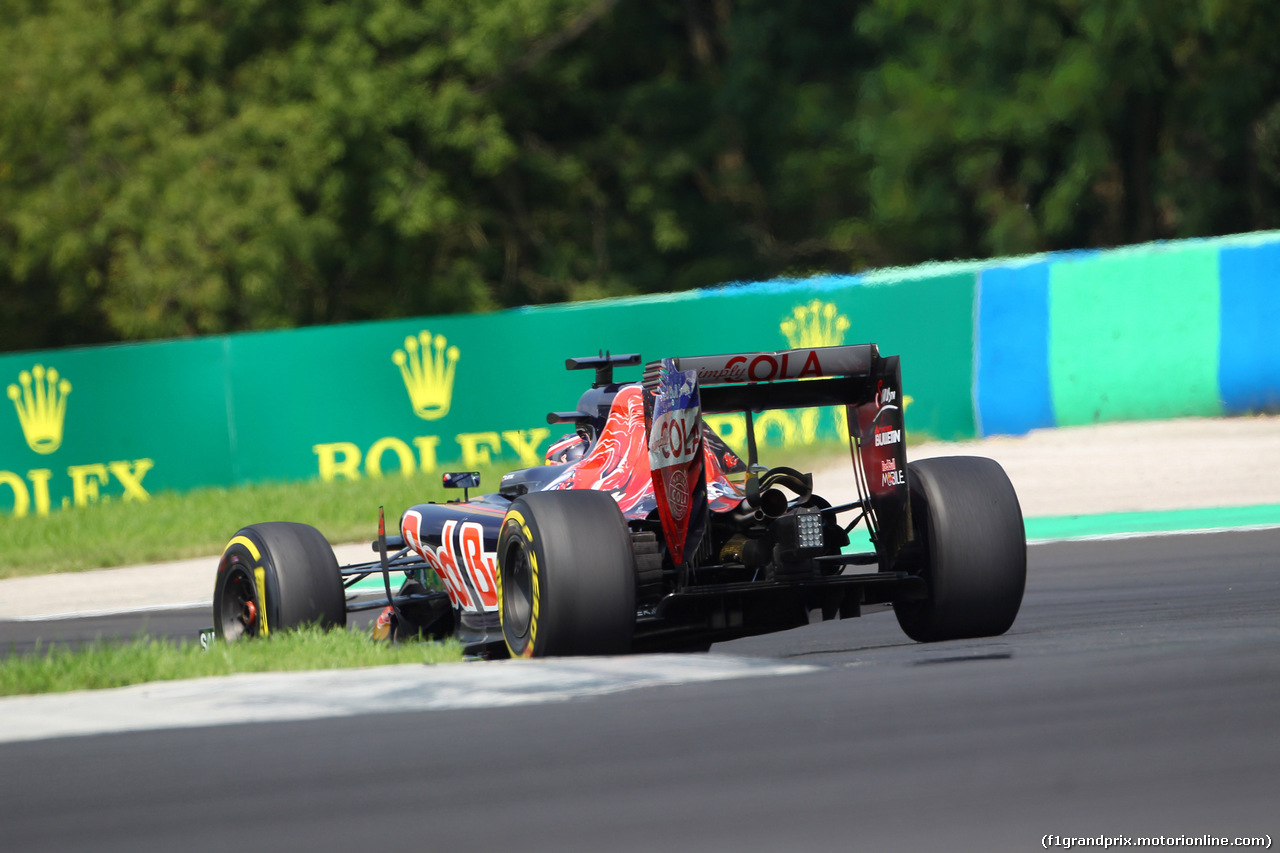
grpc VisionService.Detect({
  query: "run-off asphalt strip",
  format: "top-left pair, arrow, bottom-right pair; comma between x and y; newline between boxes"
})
0,654 -> 818,745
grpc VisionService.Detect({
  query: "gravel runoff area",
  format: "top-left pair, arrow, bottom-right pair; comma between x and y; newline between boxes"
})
1,414 -> 1277,621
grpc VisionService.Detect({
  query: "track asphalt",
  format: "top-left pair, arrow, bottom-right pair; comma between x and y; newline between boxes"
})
2,529 -> 1277,852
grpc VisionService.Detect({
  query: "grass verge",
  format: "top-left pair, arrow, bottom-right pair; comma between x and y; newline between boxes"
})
0,626 -> 464,696
0,463 -> 509,579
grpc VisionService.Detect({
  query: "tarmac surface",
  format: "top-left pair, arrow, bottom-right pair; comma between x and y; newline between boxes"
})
2,528 -> 1277,851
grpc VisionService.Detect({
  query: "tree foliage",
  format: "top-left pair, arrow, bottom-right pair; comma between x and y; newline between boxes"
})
2,0 -> 1278,351
853,0 -> 1280,260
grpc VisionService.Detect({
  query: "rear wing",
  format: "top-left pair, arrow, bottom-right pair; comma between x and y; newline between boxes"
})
642,344 -> 912,566
642,344 -> 879,413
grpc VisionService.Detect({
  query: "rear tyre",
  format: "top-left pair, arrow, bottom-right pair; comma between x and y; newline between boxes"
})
893,456 -> 1026,642
497,491 -> 636,657
213,522 -> 346,642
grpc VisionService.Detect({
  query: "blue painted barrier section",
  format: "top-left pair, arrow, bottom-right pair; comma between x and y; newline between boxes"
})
975,261 -> 1054,436
972,236 -> 1280,434
1219,241 -> 1280,414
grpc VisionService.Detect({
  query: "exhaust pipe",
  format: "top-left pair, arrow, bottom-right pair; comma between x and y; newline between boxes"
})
732,487 -> 789,522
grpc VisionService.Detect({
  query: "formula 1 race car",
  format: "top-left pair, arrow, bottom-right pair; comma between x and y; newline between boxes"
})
211,345 -> 1027,656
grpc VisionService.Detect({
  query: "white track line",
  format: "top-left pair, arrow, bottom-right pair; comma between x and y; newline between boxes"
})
0,654 -> 819,744
7,600 -> 211,622
1028,521 -> 1280,546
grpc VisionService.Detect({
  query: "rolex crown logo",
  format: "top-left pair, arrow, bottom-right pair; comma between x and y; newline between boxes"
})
780,299 -> 851,349
393,331 -> 460,421
8,364 -> 72,455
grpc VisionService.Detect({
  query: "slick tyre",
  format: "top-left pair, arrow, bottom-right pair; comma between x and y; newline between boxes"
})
213,522 -> 346,642
497,491 -> 636,657
893,456 -> 1026,643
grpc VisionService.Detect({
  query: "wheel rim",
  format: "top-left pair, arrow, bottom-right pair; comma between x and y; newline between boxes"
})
502,539 -> 534,639
218,565 -> 260,641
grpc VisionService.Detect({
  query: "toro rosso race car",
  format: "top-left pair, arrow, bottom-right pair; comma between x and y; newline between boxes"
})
212,345 -> 1027,656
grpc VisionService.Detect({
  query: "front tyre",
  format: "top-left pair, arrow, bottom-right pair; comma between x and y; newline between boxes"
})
893,456 -> 1026,642
213,522 -> 346,642
497,491 -> 636,657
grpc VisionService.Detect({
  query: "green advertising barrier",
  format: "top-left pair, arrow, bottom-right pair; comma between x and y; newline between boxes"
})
1,339 -> 233,517
1,271 -> 980,517
225,269 -> 978,487
14,228 -> 1280,520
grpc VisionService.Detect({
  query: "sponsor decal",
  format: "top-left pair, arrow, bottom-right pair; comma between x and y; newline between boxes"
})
313,428 -> 550,482
402,511 -> 499,613
881,468 -> 905,487
0,461 -> 155,518
692,350 -> 829,384
780,299 -> 851,349
650,406 -> 700,468
875,381 -> 898,409
393,331 -> 460,421
8,364 -> 70,455
401,509 -> 425,555
874,426 -> 902,447
3,363 -> 155,518
667,468 -> 689,521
